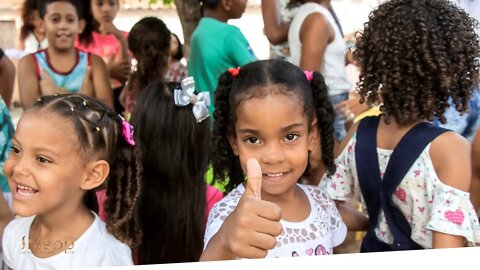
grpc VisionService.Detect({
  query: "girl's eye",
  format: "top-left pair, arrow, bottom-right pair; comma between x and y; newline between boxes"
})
10,146 -> 20,155
284,134 -> 299,142
245,137 -> 260,144
36,156 -> 52,164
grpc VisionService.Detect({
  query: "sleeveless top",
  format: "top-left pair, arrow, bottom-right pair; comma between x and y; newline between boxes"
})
32,49 -> 90,93
288,3 -> 351,96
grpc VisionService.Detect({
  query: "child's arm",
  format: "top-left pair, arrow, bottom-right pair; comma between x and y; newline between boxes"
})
101,23 -> 130,83
0,52 -> 15,108
336,202 -> 368,231
201,159 -> 283,260
0,190 -> 13,250
470,130 -> 480,211
18,55 -> 41,109
299,13 -> 331,71
430,131 -> 472,248
261,0 -> 290,45
90,54 -> 114,109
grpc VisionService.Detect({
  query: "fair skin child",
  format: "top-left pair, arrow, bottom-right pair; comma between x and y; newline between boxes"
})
18,1 -> 113,109
91,0 -> 130,83
3,109 -> 110,258
337,116 -> 471,248
203,0 -> 248,23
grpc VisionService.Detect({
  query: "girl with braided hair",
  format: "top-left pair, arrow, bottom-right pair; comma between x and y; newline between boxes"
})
320,0 -> 480,252
201,59 -> 348,260
2,94 -> 142,268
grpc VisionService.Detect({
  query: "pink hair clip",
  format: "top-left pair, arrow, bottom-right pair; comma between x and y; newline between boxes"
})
119,115 -> 135,146
304,71 -> 313,81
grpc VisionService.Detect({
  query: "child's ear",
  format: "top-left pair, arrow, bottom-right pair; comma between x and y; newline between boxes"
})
221,0 -> 232,11
78,19 -> 86,34
80,160 -> 110,191
308,117 -> 319,152
227,134 -> 239,156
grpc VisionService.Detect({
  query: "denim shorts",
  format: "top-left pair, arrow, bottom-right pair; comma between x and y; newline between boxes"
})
433,86 -> 480,142
329,92 -> 349,141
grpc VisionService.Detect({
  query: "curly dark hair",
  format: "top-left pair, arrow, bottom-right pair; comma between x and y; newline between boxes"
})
128,17 -> 171,102
212,59 -> 336,193
354,0 -> 479,125
33,94 -> 143,248
130,81 -> 210,263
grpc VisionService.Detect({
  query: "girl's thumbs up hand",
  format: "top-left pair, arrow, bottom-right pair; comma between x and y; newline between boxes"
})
206,158 -> 283,260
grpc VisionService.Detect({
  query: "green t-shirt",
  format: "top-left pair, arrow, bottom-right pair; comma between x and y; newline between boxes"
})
188,17 -> 256,114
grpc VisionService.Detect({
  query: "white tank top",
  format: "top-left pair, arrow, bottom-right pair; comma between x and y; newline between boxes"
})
288,3 -> 351,96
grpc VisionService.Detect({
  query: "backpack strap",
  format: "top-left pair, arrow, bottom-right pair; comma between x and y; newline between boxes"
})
356,116 -> 449,250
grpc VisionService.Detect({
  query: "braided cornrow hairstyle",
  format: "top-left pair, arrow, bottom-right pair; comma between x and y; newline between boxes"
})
212,71 -> 244,193
354,0 -> 479,125
310,71 -> 336,176
212,59 -> 336,193
33,94 -> 143,248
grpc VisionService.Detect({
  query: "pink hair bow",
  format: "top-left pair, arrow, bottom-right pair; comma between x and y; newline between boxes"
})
119,115 -> 135,146
304,71 -> 314,81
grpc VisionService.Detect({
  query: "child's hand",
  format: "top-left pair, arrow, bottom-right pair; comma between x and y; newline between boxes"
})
217,158 -> 283,259
107,55 -> 130,83
99,22 -> 123,39
79,67 -> 94,97
39,69 -> 65,96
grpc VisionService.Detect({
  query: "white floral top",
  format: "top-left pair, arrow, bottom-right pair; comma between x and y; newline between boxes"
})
204,184 -> 347,258
319,134 -> 480,248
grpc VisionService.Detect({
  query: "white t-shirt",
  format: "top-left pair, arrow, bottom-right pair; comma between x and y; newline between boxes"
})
204,184 -> 347,258
23,33 -> 48,54
288,3 -> 352,96
2,212 -> 133,269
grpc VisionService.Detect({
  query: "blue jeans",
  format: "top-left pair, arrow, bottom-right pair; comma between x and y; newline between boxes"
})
433,86 -> 480,142
329,92 -> 349,141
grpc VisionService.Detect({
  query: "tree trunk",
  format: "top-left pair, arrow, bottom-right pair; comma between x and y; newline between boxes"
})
173,0 -> 201,60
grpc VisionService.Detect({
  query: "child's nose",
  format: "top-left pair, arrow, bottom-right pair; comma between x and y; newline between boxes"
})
12,158 -> 30,178
260,143 -> 286,165
102,3 -> 111,12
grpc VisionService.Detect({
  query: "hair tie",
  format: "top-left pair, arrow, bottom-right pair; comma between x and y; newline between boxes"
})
228,67 -> 240,77
304,71 -> 313,81
173,77 -> 211,123
119,115 -> 135,146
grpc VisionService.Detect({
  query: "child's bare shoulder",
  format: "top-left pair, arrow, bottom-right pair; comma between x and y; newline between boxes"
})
430,131 -> 471,191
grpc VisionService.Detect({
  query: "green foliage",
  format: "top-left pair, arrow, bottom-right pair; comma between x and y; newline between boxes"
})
146,0 -> 174,5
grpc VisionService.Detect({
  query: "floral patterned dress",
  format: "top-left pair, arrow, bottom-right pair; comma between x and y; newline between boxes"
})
319,134 -> 480,248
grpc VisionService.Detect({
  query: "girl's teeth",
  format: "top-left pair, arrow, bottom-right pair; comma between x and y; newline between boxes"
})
17,185 -> 38,196
267,173 -> 283,177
